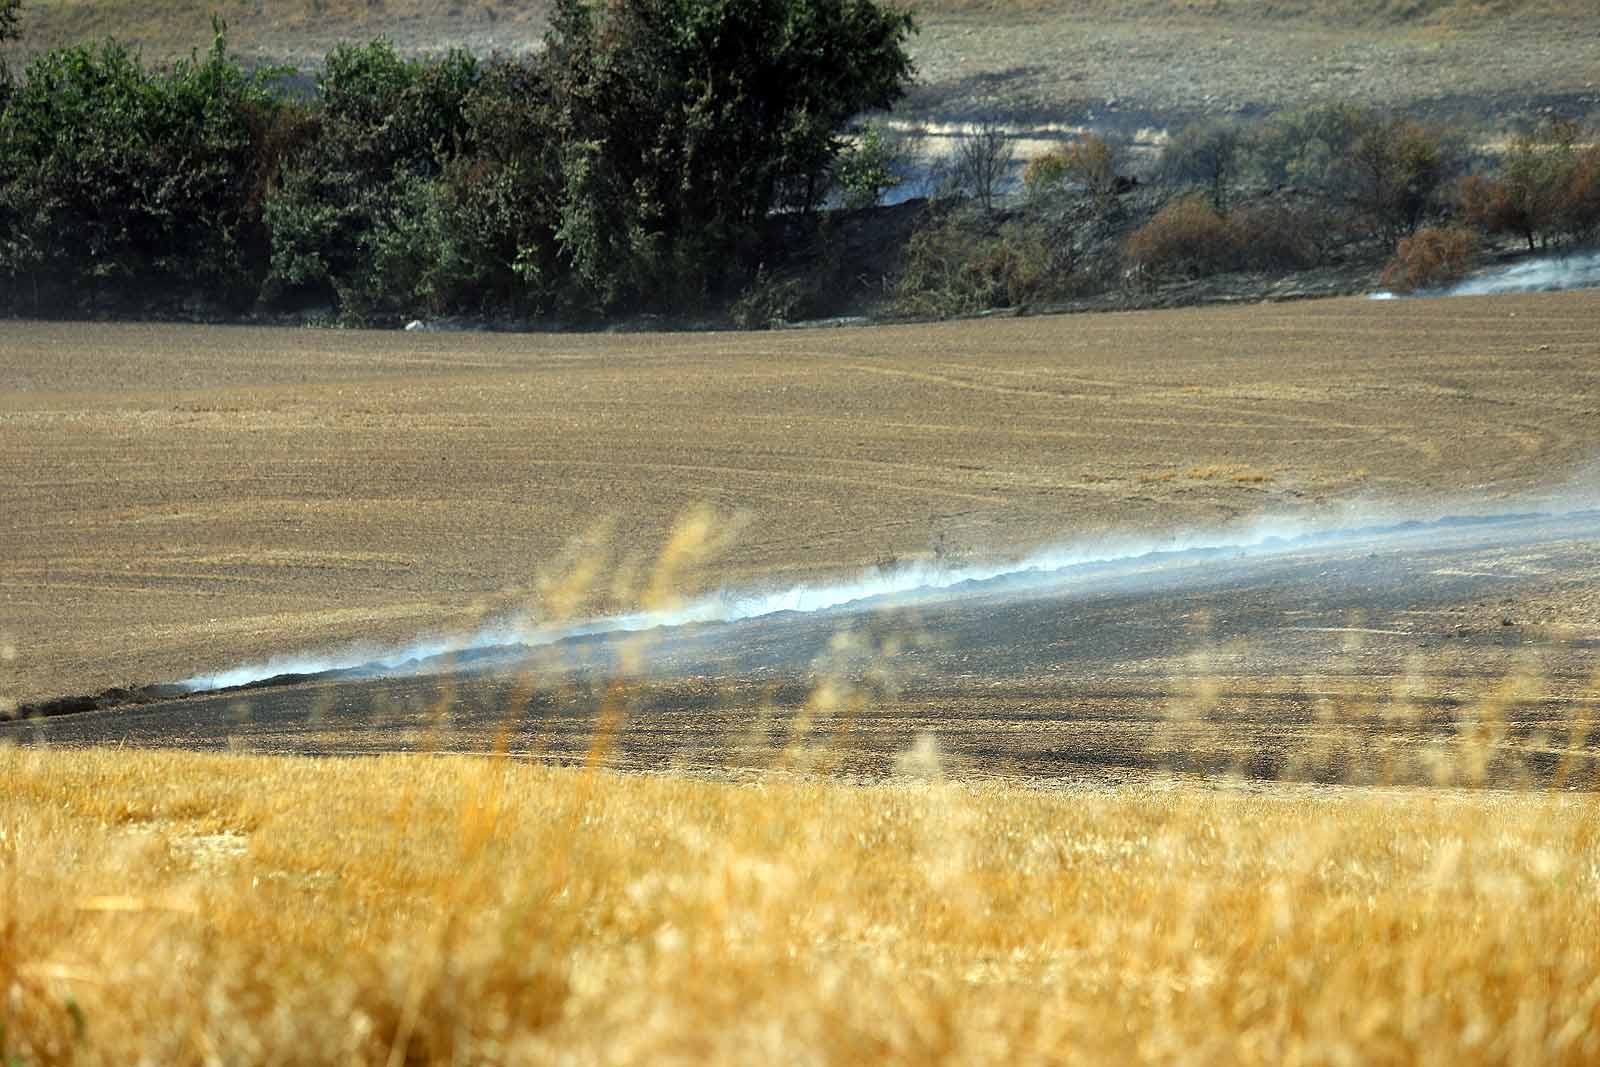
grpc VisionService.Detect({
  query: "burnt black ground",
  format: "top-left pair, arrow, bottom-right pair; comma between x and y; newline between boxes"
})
7,513 -> 1599,787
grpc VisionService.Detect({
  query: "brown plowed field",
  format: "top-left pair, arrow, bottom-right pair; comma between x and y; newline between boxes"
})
3,292 -> 1599,705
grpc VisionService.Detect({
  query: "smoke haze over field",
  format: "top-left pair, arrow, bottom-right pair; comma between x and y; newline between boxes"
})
177,495 -> 1600,694
1448,251 -> 1600,296
1373,250 -> 1600,300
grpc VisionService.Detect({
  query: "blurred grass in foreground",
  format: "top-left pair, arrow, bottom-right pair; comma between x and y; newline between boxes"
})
2,741 -> 1598,1065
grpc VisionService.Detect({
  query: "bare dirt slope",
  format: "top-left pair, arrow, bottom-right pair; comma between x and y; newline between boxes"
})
3,292 -> 1599,705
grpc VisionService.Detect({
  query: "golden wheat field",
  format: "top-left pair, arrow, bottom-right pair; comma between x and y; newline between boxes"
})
2,746 -> 1598,1065
4,296 -> 1600,1063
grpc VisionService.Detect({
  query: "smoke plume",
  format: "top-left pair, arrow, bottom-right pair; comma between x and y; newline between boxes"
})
177,497 -> 1600,694
1373,249 -> 1600,300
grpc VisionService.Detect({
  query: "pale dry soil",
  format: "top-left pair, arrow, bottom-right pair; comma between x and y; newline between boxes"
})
3,292 -> 1599,706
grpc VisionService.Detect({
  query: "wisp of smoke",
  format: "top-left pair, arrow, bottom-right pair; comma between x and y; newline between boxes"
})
177,496 -> 1600,694
1371,249 -> 1600,300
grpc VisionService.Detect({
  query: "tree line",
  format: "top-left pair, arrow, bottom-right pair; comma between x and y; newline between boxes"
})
0,0 -> 913,321
6,0 -> 1599,325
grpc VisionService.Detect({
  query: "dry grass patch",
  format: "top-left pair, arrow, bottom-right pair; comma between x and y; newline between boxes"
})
1137,464 -> 1275,484
2,745 -> 1599,1064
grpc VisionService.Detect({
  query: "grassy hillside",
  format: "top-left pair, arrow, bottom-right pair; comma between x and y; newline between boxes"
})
920,0 -> 1590,20
1,0 -> 1588,65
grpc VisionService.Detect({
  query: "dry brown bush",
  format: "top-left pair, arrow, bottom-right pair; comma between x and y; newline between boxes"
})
1123,195 -> 1322,280
1227,200 -> 1326,270
1562,144 -> 1600,244
1458,173 -> 1522,241
1380,224 -> 1478,292
1123,195 -> 1238,278
892,210 -> 1074,317
1023,134 -> 1118,198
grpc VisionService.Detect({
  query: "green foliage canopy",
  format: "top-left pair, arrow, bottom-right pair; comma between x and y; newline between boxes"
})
540,0 -> 915,311
0,25 -> 284,312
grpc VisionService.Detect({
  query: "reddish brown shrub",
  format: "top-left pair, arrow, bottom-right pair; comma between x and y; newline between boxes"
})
1457,174 -> 1520,240
1124,195 -> 1322,279
1563,145 -> 1600,244
1122,195 -> 1238,278
1379,225 -> 1478,292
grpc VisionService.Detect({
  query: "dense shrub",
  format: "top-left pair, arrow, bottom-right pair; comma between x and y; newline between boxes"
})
892,208 -> 1074,318
261,41 -> 479,319
2,0 -> 914,322
730,266 -> 817,328
1228,201 -> 1329,269
1159,120 -> 1244,212
1123,194 -> 1323,280
1379,225 -> 1477,292
1122,195 -> 1236,278
1025,134 -> 1119,199
0,26 -> 284,314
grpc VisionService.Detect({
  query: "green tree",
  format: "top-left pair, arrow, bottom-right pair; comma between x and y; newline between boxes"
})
540,0 -> 915,313
1249,102 -> 1371,191
834,123 -> 902,211
1160,120 -> 1244,213
1459,119 -> 1579,252
0,24 -> 285,313
262,41 -> 479,317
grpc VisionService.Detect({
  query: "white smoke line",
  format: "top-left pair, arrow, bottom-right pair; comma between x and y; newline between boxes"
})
1371,249 -> 1600,301
175,501 -> 1595,694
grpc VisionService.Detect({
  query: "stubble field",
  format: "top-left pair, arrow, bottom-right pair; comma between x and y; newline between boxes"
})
5,296 -> 1600,1064
4,293 -> 1599,705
